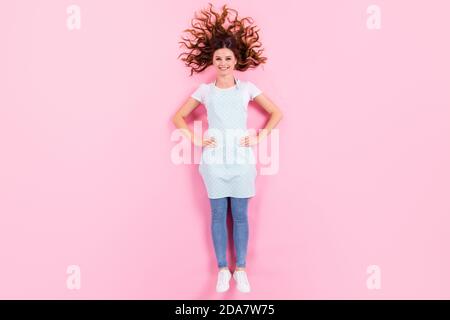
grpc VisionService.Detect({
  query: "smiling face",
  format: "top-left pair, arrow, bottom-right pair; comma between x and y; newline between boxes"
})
213,48 -> 237,75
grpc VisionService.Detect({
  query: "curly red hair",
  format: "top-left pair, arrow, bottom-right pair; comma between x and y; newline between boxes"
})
178,3 -> 267,76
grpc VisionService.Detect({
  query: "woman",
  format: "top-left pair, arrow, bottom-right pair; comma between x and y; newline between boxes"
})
173,3 -> 283,293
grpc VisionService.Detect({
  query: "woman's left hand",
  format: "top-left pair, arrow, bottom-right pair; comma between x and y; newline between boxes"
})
239,135 -> 259,147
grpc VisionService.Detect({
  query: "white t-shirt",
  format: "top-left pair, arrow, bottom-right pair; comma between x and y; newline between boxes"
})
191,79 -> 262,105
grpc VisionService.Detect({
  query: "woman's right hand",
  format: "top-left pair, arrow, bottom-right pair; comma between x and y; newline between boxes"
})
193,136 -> 216,148
202,137 -> 217,148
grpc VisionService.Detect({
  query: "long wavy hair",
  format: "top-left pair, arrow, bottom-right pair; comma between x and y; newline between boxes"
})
178,3 -> 267,76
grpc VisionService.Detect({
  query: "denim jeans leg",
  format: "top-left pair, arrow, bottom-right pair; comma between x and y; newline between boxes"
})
230,197 -> 249,268
209,197 -> 229,268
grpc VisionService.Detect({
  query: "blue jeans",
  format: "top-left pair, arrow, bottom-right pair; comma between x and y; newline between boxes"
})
209,197 -> 249,268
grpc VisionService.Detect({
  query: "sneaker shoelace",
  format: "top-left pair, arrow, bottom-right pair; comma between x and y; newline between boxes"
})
235,271 -> 249,286
218,270 -> 230,285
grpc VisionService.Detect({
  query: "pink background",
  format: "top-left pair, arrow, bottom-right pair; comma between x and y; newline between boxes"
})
1,0 -> 450,299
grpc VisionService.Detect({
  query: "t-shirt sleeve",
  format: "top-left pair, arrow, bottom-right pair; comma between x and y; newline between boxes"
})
191,83 -> 206,104
247,81 -> 263,101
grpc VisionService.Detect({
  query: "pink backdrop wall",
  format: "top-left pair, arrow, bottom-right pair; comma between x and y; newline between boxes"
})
1,0 -> 450,299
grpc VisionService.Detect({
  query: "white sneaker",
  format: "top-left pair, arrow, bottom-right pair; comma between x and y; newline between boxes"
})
216,269 -> 231,293
233,270 -> 251,293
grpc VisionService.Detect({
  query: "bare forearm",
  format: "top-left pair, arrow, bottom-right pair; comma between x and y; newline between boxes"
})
258,111 -> 283,142
172,116 -> 194,142
172,115 -> 198,145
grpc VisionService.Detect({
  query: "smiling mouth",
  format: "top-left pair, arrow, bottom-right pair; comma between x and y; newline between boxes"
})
219,67 -> 230,70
